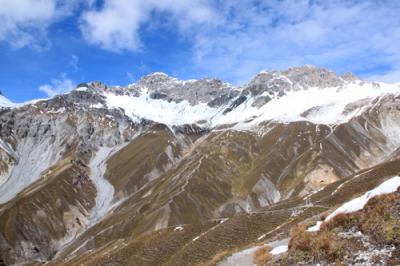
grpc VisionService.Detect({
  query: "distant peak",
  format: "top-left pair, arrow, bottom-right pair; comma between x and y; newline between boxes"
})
256,65 -> 326,77
77,81 -> 108,91
137,72 -> 175,85
249,65 -> 357,92
141,72 -> 172,80
279,65 -> 360,82
281,65 -> 331,74
147,72 -> 169,77
256,69 -> 270,75
341,72 -> 360,82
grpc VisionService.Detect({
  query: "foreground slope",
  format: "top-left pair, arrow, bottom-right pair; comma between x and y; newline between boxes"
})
261,176 -> 400,266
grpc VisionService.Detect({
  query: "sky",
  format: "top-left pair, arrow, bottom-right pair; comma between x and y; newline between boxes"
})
0,0 -> 400,102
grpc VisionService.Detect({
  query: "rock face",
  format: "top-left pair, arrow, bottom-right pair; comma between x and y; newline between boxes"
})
0,66 -> 399,265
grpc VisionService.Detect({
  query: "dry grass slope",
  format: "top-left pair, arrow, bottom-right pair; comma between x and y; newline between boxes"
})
266,187 -> 400,265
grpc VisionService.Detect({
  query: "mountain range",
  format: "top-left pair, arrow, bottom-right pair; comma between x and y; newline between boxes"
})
0,65 -> 399,265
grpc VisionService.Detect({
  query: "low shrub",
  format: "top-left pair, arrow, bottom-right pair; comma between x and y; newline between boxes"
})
271,189 -> 400,265
253,245 -> 272,265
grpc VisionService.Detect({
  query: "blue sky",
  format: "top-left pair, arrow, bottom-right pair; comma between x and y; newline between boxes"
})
0,0 -> 400,102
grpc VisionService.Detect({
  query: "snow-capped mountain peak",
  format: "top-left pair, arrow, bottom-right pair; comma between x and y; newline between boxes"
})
0,93 -> 16,109
6,66 -> 400,130
52,67 -> 398,130
93,69 -> 397,128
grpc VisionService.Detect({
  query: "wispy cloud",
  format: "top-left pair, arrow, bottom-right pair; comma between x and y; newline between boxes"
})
39,73 -> 76,97
188,0 -> 400,83
1,0 -> 400,84
77,0 -> 400,83
69,54 -> 79,71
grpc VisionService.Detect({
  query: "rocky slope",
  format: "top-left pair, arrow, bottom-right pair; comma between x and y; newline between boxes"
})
0,66 -> 399,265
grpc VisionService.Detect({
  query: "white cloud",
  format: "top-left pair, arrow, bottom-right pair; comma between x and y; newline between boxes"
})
0,0 -> 56,49
78,0 -> 400,83
1,0 -> 400,84
79,0 -> 218,52
79,1 -> 144,52
39,74 -> 76,97
188,0 -> 400,83
0,0 -> 93,49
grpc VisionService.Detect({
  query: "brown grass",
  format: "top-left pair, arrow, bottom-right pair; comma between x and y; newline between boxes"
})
288,224 -> 345,261
323,188 -> 400,246
253,245 -> 272,265
271,187 -> 400,265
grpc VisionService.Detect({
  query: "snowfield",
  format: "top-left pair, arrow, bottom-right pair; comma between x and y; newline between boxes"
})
105,89 -> 218,126
103,81 -> 400,129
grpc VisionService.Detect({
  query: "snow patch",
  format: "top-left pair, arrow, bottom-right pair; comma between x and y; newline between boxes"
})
102,82 -> 399,129
0,94 -> 48,109
90,102 -> 104,108
0,94 -> 17,108
105,90 -> 219,126
257,234 -> 266,241
75,86 -> 88,92
270,245 -> 288,255
308,176 -> 400,232
232,82 -> 399,128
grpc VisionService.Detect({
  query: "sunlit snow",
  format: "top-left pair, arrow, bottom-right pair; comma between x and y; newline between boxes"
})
0,95 -> 17,108
270,245 -> 289,255
103,81 -> 400,128
308,176 -> 400,232
105,89 -> 219,126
